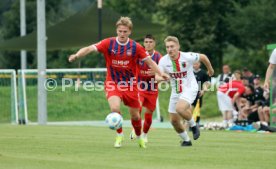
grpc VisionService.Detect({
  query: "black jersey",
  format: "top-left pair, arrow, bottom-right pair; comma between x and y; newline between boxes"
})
194,69 -> 209,90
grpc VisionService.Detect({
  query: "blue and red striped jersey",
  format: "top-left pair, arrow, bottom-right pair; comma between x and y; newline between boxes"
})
137,51 -> 162,93
95,37 -> 149,84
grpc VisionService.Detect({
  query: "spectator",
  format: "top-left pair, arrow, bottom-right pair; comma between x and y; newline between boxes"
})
217,64 -> 232,86
257,90 -> 270,126
192,61 -> 210,125
242,67 -> 254,85
253,74 -> 264,102
232,70 -> 242,81
237,85 -> 257,122
217,80 -> 252,127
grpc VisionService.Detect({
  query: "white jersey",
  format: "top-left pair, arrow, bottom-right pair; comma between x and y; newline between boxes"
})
269,49 -> 276,64
158,51 -> 200,94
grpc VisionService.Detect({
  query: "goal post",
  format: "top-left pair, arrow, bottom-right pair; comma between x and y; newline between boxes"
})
18,68 -> 162,124
0,69 -> 18,124
18,70 -> 28,124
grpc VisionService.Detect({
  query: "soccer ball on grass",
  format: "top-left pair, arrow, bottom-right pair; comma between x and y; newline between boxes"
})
105,112 -> 123,130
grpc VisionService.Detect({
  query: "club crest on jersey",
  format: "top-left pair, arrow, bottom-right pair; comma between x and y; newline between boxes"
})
181,62 -> 186,68
126,49 -> 132,56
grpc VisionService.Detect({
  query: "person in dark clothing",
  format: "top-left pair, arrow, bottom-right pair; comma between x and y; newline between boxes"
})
242,67 -> 255,85
191,61 -> 210,125
217,64 -> 232,86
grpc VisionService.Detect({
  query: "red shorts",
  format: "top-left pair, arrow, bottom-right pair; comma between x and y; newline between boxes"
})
104,82 -> 141,108
139,91 -> 158,112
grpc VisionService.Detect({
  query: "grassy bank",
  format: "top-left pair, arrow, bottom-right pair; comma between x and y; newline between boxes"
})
0,86 -> 220,123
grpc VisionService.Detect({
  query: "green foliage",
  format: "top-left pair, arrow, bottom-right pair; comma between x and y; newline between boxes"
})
0,0 -> 78,69
1,84 -> 220,123
104,0 -> 158,21
223,44 -> 269,76
0,86 -> 11,123
0,0 -> 275,74
226,0 -> 276,49
23,86 -> 130,122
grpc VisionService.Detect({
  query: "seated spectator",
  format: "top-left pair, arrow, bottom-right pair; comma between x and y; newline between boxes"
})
217,64 -> 232,86
253,74 -> 264,101
232,70 -> 242,81
237,85 -> 257,121
242,67 -> 254,85
217,80 -> 253,127
257,89 -> 270,126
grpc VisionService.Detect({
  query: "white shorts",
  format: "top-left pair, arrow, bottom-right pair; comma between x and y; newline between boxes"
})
168,88 -> 198,114
217,91 -> 234,112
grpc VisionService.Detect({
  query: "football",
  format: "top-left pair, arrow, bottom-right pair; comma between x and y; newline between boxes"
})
105,112 -> 123,130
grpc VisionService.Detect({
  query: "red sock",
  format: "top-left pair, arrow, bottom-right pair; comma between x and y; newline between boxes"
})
116,112 -> 123,134
131,118 -> 142,136
143,112 -> 153,134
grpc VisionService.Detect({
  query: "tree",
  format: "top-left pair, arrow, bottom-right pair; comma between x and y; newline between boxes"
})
0,0 -> 80,69
223,0 -> 276,75
156,0 -> 239,72
226,0 -> 276,49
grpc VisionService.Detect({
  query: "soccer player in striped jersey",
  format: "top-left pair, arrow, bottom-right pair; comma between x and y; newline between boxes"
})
130,34 -> 162,142
156,36 -> 214,146
68,17 -> 168,148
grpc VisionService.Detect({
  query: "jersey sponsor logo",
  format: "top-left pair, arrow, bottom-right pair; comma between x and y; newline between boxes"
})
112,59 -> 130,67
182,62 -> 186,68
169,71 -> 187,79
140,70 -> 151,75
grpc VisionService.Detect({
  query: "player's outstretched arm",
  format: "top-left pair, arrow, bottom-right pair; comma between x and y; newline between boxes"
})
144,58 -> 170,81
264,63 -> 275,89
68,45 -> 97,62
199,54 -> 214,77
155,73 -> 170,82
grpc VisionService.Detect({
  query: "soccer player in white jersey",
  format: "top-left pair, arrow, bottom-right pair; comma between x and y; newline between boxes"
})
156,36 -> 214,146
264,49 -> 276,89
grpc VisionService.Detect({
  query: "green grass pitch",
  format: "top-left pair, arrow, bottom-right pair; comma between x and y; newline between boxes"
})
0,125 -> 275,169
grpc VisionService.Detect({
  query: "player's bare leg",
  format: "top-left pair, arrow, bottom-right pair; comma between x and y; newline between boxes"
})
170,113 -> 192,146
108,96 -> 123,148
175,99 -> 200,140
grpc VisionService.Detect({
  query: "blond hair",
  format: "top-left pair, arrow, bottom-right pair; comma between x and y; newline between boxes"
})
116,17 -> 133,30
164,36 -> 180,46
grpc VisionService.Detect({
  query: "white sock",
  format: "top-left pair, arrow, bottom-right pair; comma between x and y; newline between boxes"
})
223,120 -> 228,126
188,118 -> 196,127
142,133 -> 147,138
179,131 -> 190,142
117,133 -> 124,136
261,122 -> 268,126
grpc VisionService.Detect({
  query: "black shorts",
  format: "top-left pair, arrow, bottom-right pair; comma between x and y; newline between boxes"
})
248,111 -> 260,123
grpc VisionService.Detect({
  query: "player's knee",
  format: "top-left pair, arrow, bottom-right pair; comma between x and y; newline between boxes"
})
175,107 -> 185,115
131,114 -> 140,120
170,118 -> 179,127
